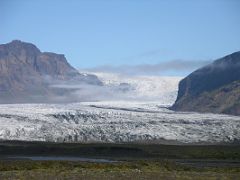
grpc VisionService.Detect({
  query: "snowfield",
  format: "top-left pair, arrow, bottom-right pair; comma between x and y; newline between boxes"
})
0,101 -> 240,144
83,72 -> 182,105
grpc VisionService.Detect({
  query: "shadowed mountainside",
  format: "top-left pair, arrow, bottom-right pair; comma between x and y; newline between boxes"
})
171,51 -> 240,116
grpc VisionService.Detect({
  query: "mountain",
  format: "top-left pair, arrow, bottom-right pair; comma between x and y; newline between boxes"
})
0,40 -> 102,103
171,51 -> 240,116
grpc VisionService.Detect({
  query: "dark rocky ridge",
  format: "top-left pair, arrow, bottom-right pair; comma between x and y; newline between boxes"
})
0,40 -> 102,103
171,51 -> 240,116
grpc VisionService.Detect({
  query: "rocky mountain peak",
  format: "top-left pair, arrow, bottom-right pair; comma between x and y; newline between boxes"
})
0,40 -> 102,103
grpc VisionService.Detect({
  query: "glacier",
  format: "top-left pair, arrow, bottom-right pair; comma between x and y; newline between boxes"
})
0,73 -> 239,144
82,72 -> 182,105
0,101 -> 240,144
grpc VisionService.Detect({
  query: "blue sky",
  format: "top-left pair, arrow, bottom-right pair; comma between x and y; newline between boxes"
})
1,0 -> 240,75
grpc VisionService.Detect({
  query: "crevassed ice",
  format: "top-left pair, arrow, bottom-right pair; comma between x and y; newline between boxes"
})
0,101 -> 240,144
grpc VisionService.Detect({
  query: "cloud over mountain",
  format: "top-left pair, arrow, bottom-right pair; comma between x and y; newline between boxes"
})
84,60 -> 211,76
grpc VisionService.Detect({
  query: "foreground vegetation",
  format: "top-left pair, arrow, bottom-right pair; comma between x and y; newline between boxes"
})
1,141 -> 240,179
0,160 -> 240,180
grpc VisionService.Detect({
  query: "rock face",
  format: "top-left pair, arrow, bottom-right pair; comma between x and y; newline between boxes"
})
171,51 -> 240,116
0,40 -> 102,103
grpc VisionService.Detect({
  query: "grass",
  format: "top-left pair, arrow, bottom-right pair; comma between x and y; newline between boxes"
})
0,160 -> 240,180
1,141 -> 240,179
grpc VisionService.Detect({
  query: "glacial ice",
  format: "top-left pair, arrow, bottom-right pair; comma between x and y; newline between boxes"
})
0,101 -> 239,144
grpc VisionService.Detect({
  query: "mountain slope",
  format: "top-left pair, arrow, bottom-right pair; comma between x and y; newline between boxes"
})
0,40 -> 102,103
171,51 -> 240,116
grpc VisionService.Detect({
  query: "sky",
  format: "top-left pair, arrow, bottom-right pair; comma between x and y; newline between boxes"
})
1,0 -> 240,76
